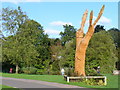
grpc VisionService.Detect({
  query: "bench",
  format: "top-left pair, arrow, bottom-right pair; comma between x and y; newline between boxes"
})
64,75 -> 107,85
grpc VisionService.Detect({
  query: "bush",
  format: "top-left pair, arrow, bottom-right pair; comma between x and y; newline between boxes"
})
83,78 -> 104,86
64,67 -> 75,76
85,68 -> 102,76
36,69 -> 59,75
36,69 -> 49,75
22,67 -> 37,74
36,69 -> 43,75
84,78 -> 96,85
50,71 -> 61,75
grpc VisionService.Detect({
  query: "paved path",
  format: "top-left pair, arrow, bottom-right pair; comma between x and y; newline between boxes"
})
1,76 -> 85,88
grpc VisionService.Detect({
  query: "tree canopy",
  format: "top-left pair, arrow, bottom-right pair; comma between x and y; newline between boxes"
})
60,24 -> 76,45
94,25 -> 105,33
86,31 -> 118,74
2,6 -> 28,35
2,19 -> 50,73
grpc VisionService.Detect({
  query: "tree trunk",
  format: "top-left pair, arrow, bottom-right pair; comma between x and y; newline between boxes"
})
74,5 -> 105,76
16,64 -> 19,74
75,26 -> 94,76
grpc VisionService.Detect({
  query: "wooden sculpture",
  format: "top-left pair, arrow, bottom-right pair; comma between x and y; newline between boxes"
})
75,5 -> 105,76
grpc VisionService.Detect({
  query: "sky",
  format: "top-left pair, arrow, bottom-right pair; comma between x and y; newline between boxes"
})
1,0 -> 119,38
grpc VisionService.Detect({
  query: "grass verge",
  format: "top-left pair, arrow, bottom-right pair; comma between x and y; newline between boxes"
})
0,84 -> 20,90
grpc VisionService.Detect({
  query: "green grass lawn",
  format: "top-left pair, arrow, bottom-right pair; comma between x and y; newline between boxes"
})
1,84 -> 14,88
0,73 -> 2,76
1,73 -> 119,89
0,84 -> 20,90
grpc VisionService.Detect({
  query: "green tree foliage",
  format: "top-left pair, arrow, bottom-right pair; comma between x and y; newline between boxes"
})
49,38 -> 63,74
49,38 -> 76,75
116,48 -> 120,70
2,19 -> 51,74
2,7 -> 51,74
18,20 -> 51,74
2,35 -> 25,73
86,31 -> 118,75
108,28 -> 120,70
2,6 -> 28,73
61,38 -> 76,68
2,6 -> 28,35
2,20 -> 38,73
60,24 -> 76,45
59,25 -> 76,74
94,25 -> 105,33
108,28 -> 120,48
56,38 -> 76,76
17,20 -> 45,66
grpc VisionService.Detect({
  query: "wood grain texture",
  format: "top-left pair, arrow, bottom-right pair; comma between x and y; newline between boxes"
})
75,5 -> 105,76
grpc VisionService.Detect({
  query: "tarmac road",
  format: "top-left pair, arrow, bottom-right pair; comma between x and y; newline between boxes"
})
1,76 -> 84,89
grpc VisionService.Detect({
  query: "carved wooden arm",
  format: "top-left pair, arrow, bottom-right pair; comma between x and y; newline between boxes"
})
77,5 -> 105,50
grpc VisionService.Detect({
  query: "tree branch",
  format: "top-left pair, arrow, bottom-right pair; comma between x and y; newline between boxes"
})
89,10 -> 93,26
93,5 -> 105,26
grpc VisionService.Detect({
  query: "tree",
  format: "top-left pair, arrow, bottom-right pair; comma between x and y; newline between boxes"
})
94,25 -> 105,33
2,35 -> 25,74
108,28 -> 120,70
17,20 -> 45,67
50,38 -> 63,73
2,20 -> 39,73
2,6 -> 28,35
75,5 -> 105,76
2,20 -> 51,74
60,24 -> 76,45
18,20 -> 51,73
108,28 -> 120,48
61,38 -> 76,68
2,6 -> 51,74
86,31 -> 118,74
2,6 -> 28,73
2,6 -> 30,73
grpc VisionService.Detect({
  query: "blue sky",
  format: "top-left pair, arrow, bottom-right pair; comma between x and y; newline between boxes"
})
2,1 -> 118,38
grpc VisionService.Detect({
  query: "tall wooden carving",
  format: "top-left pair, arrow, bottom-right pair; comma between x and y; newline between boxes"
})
75,5 -> 105,76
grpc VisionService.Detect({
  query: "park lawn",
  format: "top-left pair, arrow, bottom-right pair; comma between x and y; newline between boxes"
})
0,73 -> 2,76
2,73 -> 119,88
1,84 -> 14,88
0,84 -> 21,90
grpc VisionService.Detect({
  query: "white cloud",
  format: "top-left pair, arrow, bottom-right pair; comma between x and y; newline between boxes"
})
92,16 -> 111,25
98,16 -> 111,25
44,29 -> 61,35
85,16 -> 111,26
50,21 -> 72,26
1,0 -> 41,4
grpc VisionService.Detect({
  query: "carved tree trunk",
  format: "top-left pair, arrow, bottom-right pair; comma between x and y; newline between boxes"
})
75,5 -> 105,76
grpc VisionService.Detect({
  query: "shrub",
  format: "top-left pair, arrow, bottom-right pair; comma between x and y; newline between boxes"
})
36,69 -> 43,75
85,68 -> 102,76
64,67 -> 75,76
36,69 -> 48,75
83,78 -> 104,86
22,67 -> 37,74
51,71 -> 61,75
